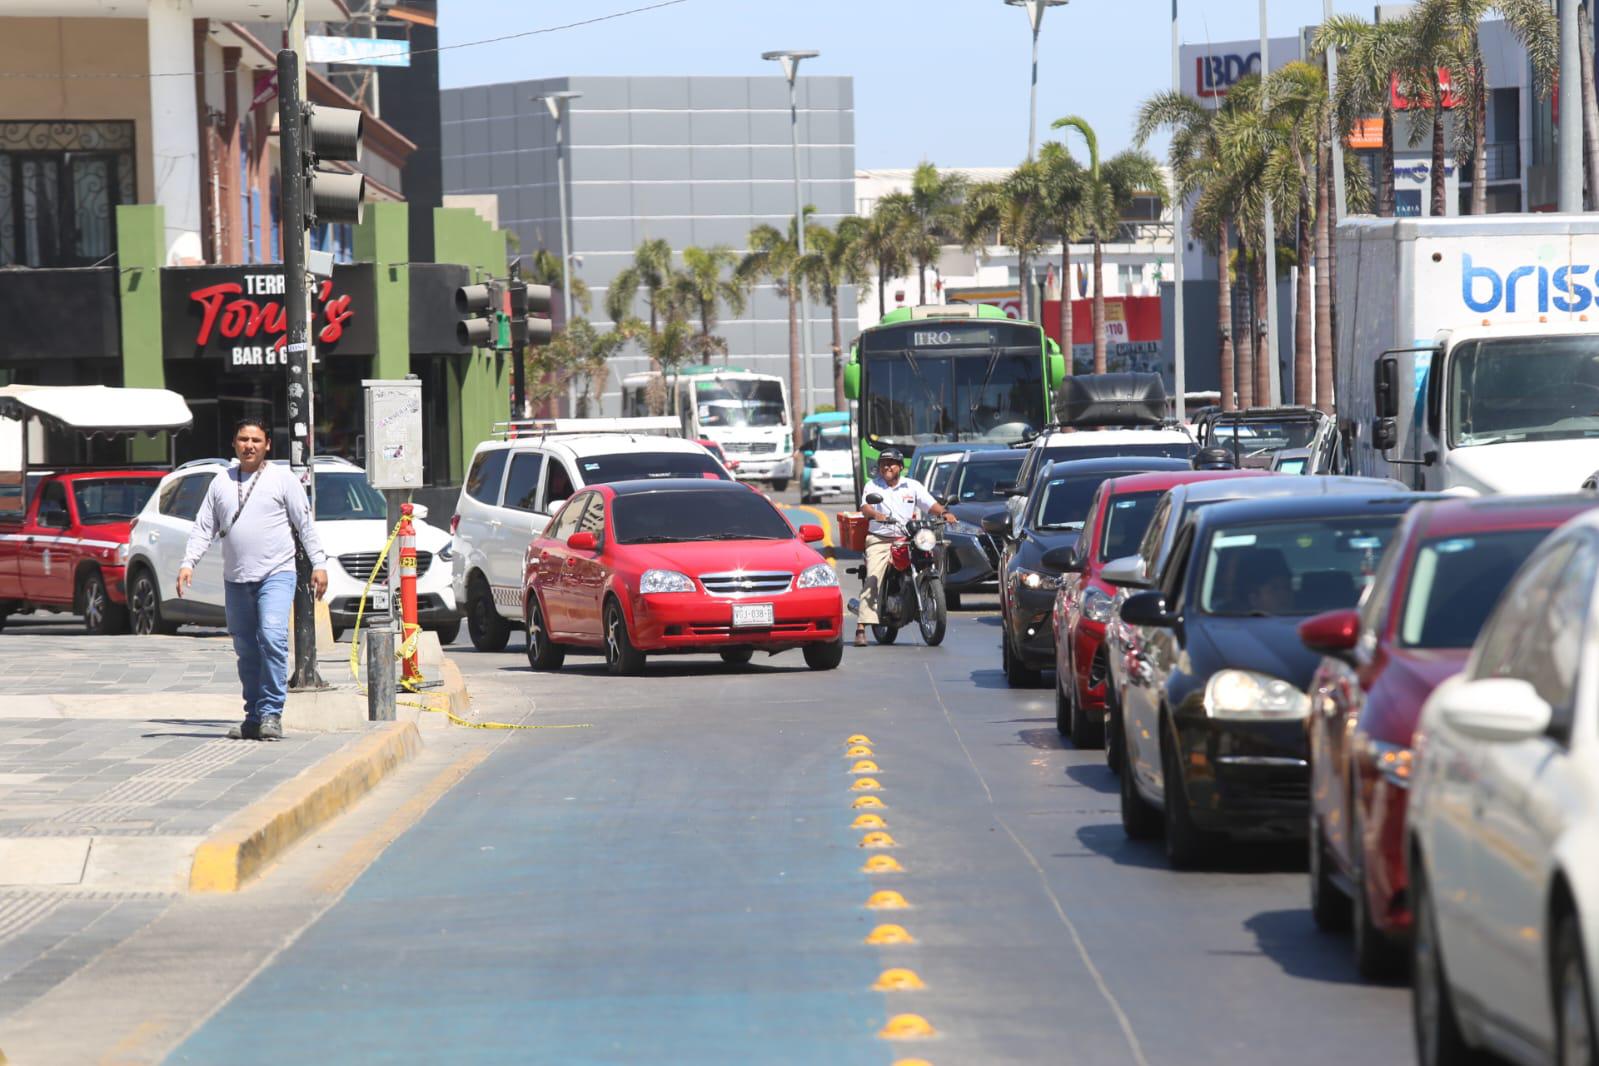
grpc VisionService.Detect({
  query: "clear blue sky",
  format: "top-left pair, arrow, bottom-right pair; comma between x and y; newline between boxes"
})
438,0 -> 1389,168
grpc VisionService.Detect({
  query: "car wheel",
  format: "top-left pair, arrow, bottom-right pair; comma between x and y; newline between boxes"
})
720,648 -> 755,666
1119,720 -> 1162,840
1105,693 -> 1125,775
1556,914 -> 1596,1066
604,600 -> 645,676
430,619 -> 462,646
1069,679 -> 1104,750
331,625 -> 347,643
1412,864 -> 1479,1066
1003,635 -> 1040,688
81,571 -> 128,636
1161,726 -> 1210,870
945,589 -> 962,611
1352,802 -> 1405,978
1309,803 -> 1352,932
524,595 -> 565,672
1055,673 -> 1072,736
466,576 -> 510,653
803,640 -> 844,671
128,567 -> 175,636
871,623 -> 899,645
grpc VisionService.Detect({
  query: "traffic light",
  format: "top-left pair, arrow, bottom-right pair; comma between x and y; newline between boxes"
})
525,283 -> 554,346
300,103 -> 365,226
455,280 -> 502,348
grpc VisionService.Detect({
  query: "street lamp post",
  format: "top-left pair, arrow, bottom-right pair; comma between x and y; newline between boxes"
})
763,49 -> 819,416
1171,0 -> 1185,423
533,89 -> 582,414
1559,0 -> 1583,211
1005,0 -> 1069,161
1258,0 -> 1281,404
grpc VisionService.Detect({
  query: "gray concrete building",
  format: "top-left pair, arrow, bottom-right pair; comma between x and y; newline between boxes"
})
441,75 -> 858,413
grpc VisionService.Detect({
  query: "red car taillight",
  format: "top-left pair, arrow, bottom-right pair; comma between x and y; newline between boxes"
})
450,514 -> 460,534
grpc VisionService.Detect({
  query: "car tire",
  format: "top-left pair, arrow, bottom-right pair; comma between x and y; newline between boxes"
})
81,570 -> 128,636
871,623 -> 899,645
128,567 -> 176,636
1555,913 -> 1596,1066
431,619 -> 462,646
1161,726 -> 1210,870
1068,679 -> 1104,750
1055,674 -> 1072,736
1119,722 -> 1162,840
803,640 -> 844,671
945,589 -> 961,611
1309,803 -> 1352,932
466,575 -> 510,653
1352,802 -> 1405,978
604,600 -> 645,677
720,648 -> 755,666
1412,864 -> 1480,1066
1003,636 -> 1040,688
771,478 -> 789,493
524,595 -> 565,672
331,625 -> 347,643
1105,687 -> 1125,775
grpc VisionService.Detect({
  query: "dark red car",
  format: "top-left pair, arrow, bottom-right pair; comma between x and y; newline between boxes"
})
1051,468 -> 1265,752
520,478 -> 843,675
1299,494 -> 1597,977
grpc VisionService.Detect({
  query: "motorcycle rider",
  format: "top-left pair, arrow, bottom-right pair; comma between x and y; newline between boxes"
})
856,448 -> 956,646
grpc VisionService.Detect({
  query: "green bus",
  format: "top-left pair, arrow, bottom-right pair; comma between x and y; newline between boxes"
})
842,304 -> 1067,485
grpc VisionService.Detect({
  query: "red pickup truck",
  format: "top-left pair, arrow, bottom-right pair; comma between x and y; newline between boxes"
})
0,470 -> 166,634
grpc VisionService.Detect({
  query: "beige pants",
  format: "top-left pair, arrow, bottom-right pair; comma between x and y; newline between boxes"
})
857,534 -> 897,625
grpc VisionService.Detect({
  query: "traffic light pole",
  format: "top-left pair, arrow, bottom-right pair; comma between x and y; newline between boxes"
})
278,47 -> 324,690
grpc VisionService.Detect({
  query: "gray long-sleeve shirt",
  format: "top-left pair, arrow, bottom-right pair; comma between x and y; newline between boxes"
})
181,463 -> 328,584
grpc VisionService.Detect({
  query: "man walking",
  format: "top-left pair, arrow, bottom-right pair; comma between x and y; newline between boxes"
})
855,448 -> 954,646
178,418 -> 328,740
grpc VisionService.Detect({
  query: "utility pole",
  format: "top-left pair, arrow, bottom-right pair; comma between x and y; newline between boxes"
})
764,51 -> 818,416
1171,0 -> 1186,423
1323,0 -> 1347,222
1259,0 -> 1281,405
1560,0 -> 1583,211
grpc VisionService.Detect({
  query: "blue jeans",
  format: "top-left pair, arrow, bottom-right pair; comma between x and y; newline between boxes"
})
224,571 -> 296,722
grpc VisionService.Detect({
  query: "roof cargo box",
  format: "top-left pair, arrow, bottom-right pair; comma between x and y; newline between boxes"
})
1055,373 -> 1166,428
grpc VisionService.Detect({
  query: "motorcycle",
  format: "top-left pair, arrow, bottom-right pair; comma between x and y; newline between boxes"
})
848,493 -> 948,646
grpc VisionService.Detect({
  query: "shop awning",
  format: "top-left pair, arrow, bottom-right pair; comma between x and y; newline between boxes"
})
0,385 -> 193,436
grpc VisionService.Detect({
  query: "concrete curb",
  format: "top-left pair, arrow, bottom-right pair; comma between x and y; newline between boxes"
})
188,721 -> 422,893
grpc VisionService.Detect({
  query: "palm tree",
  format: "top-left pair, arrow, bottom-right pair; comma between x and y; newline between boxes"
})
1317,13 -> 1414,217
801,216 -> 870,404
859,194 -> 914,318
670,245 -> 747,363
1037,141 -> 1089,367
1052,115 -> 1166,374
904,162 -> 968,306
604,238 -> 674,336
960,162 -> 1052,340
739,216 -> 807,468
523,247 -> 591,316
541,317 -> 627,417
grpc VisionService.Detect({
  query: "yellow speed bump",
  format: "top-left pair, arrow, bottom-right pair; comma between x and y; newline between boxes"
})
865,923 -> 915,945
849,760 -> 881,774
852,794 -> 884,809
873,968 -> 927,991
866,890 -> 910,910
846,734 -> 871,745
879,1014 -> 937,1040
862,854 -> 905,874
892,1060 -> 935,1066
852,813 -> 887,829
859,831 -> 897,848
851,777 -> 883,792
845,744 -> 874,757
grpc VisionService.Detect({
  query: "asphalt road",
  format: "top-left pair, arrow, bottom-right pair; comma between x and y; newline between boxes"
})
170,599 -> 1412,1065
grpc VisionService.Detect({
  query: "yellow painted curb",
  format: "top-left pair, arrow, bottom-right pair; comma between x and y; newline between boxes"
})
189,721 -> 422,893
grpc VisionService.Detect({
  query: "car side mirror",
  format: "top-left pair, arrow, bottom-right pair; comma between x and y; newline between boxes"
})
798,523 -> 825,543
1100,554 -> 1150,589
567,531 -> 596,551
1372,417 -> 1398,452
995,482 -> 1018,498
1436,677 -> 1552,743
1120,591 -> 1177,628
1374,356 -> 1400,419
865,493 -> 884,505
1040,546 -> 1082,573
979,510 -> 1009,536
38,509 -> 68,529
548,497 -> 569,513
1298,608 -> 1361,663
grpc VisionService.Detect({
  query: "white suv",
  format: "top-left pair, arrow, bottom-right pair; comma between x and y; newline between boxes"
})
125,456 -> 460,642
451,429 -> 732,651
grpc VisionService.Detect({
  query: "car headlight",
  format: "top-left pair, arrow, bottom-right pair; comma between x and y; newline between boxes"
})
1015,567 -> 1059,591
1082,586 -> 1114,623
1203,670 -> 1311,720
798,563 -> 839,589
912,528 -> 938,552
640,569 -> 695,594
1367,739 -> 1414,789
114,543 -> 130,565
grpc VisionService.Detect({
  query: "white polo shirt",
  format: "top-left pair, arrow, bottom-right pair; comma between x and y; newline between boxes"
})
863,475 -> 937,537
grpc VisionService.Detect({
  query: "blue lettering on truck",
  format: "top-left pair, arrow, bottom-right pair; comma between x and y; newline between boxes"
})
1461,253 -> 1594,314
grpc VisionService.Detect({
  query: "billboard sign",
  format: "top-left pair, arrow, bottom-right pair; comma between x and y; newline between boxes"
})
1179,37 -> 1298,100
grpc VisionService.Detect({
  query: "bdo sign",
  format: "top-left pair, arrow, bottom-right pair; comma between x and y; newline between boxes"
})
1195,51 -> 1260,98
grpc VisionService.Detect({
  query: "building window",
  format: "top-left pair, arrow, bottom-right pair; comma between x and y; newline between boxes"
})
0,121 -> 135,268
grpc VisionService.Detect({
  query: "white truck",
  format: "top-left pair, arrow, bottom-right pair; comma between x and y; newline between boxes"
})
1337,214 -> 1599,494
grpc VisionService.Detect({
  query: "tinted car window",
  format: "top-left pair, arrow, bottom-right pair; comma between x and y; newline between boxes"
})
1507,539 -> 1596,719
162,474 -> 214,521
465,449 -> 508,504
1198,516 -> 1399,617
1399,529 -> 1552,648
612,490 -> 793,544
502,452 -> 546,513
953,455 -> 1025,502
545,461 -> 576,506
1031,474 -> 1115,532
1100,490 -> 1163,562
577,451 -> 729,483
547,492 -> 591,542
72,478 -> 161,523
1040,442 -> 1196,470
314,472 -> 388,520
36,482 -> 70,525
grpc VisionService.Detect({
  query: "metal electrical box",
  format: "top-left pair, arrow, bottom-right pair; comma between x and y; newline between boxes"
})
362,378 -> 424,489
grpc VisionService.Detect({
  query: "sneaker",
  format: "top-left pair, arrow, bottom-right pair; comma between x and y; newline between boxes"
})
259,717 -> 283,741
228,719 -> 261,741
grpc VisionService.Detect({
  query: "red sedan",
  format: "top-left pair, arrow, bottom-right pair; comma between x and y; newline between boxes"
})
1299,494 -> 1596,977
1052,468 -> 1266,755
520,478 -> 844,675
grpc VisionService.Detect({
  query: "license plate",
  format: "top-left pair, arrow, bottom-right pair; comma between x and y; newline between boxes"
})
732,602 -> 774,628
368,589 -> 390,612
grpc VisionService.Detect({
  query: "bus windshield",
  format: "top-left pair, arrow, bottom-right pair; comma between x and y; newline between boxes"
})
1450,336 -> 1599,447
694,378 -> 787,428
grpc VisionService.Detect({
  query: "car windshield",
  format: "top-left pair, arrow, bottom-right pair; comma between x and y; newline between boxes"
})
612,490 -> 794,544
952,455 -> 1025,503
1275,457 -> 1308,474
927,459 -> 958,498
1207,420 -> 1321,459
1039,442 -> 1196,469
816,430 -> 851,451
71,477 -> 161,522
1399,528 -> 1552,647
694,378 -> 787,428
579,452 -> 731,483
1451,336 -> 1599,447
1099,490 -> 1163,562
314,472 -> 388,520
1199,516 -> 1400,617
1031,474 -> 1115,532
861,321 -> 1048,446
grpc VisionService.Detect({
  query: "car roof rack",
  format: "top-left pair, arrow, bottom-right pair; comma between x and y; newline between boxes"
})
490,417 -> 683,441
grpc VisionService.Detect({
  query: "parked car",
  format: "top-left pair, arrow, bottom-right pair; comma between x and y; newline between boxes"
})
940,450 -> 1027,608
0,468 -> 165,634
1052,468 -> 1269,752
521,478 -> 843,674
990,456 -> 1190,690
452,429 -> 732,651
1114,491 -> 1420,868
799,416 -> 853,504
1301,494 -> 1595,978
1407,509 -> 1599,1066
1004,427 -> 1198,532
126,457 -> 461,641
